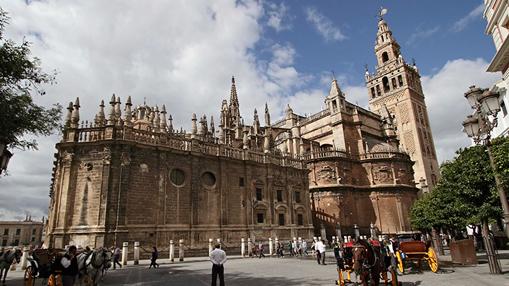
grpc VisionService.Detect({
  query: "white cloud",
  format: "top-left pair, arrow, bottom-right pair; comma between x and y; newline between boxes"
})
421,58 -> 499,163
266,2 -> 291,32
406,25 -> 440,45
451,4 -> 484,32
305,7 -> 346,42
0,0 -> 309,220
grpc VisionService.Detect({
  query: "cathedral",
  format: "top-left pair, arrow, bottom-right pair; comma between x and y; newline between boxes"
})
45,15 -> 438,249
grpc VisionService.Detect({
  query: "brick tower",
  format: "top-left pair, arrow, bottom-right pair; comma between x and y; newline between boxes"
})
366,13 -> 440,191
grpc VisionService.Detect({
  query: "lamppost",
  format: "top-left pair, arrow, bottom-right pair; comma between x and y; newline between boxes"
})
0,143 -> 13,175
462,85 -> 507,274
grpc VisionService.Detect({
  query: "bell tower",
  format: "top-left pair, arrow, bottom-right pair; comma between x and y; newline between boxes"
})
366,11 -> 440,192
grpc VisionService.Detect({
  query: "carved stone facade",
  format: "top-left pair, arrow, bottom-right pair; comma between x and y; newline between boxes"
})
366,16 -> 440,191
46,91 -> 313,250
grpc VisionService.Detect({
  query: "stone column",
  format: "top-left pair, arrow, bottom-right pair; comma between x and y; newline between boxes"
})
247,238 -> 253,257
241,238 -> 246,257
208,239 -> 213,254
178,239 -> 184,261
133,242 -> 140,265
21,246 -> 29,270
268,238 -> 273,256
121,242 -> 128,265
332,236 -> 336,244
169,240 -> 175,262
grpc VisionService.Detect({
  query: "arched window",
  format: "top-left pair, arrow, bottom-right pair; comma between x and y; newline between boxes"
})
370,87 -> 376,99
376,85 -> 381,97
382,52 -> 389,63
382,77 -> 390,92
391,78 -> 397,89
398,75 -> 404,87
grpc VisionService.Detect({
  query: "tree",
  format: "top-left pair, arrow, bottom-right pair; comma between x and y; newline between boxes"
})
0,8 -> 61,155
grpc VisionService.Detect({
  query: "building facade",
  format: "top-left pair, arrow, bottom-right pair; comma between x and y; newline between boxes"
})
484,0 -> 509,137
0,216 -> 44,247
46,85 -> 314,250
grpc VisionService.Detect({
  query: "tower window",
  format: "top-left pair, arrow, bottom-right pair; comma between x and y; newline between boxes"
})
391,78 -> 397,89
376,85 -> 381,97
256,187 -> 262,201
277,190 -> 283,202
382,77 -> 390,92
382,52 -> 389,63
370,87 -> 376,99
278,213 -> 285,226
398,75 -> 404,87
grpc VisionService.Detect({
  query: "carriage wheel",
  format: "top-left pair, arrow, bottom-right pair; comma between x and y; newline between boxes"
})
395,251 -> 404,274
427,247 -> 439,273
23,266 -> 34,286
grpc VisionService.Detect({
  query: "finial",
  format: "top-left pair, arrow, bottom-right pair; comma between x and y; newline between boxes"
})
331,70 -> 336,81
232,76 -> 235,84
110,94 -> 116,105
379,7 -> 388,20
364,64 -> 368,72
126,96 -> 132,106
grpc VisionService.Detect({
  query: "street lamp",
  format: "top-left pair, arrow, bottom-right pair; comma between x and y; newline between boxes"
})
462,85 -> 507,274
0,144 -> 13,175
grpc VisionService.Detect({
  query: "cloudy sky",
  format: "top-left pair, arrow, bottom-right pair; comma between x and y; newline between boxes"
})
0,0 -> 500,220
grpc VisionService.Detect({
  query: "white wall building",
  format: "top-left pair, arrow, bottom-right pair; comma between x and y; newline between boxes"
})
484,0 -> 509,137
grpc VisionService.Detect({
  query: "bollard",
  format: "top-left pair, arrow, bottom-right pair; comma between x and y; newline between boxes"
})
241,238 -> 246,257
21,246 -> 29,270
134,242 -> 140,265
216,238 -> 221,248
318,236 -> 321,241
332,236 -> 336,244
121,242 -> 128,265
269,238 -> 273,256
313,236 -> 317,243
209,239 -> 213,254
247,238 -> 253,257
178,239 -> 184,261
169,240 -> 175,262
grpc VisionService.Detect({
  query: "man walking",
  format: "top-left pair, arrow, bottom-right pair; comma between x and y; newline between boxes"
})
258,242 -> 265,258
112,246 -> 122,269
210,244 -> 226,286
61,245 -> 78,286
316,239 -> 326,265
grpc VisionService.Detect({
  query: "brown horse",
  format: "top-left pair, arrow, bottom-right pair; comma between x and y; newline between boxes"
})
0,248 -> 22,285
353,239 -> 382,286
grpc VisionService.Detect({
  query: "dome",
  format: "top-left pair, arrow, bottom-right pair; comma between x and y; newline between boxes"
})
370,142 -> 399,153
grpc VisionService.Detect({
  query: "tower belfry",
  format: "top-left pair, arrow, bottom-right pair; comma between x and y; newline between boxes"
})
366,10 -> 440,191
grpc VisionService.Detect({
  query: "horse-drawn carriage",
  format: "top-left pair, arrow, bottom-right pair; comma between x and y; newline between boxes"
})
394,235 -> 439,274
24,248 -> 65,286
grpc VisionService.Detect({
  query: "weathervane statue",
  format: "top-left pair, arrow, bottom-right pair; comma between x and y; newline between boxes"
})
379,7 -> 388,19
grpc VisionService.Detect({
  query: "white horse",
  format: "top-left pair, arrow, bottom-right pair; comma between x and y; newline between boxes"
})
77,248 -> 112,286
0,249 -> 22,285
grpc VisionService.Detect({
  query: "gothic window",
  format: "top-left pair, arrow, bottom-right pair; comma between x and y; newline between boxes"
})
277,190 -> 283,202
370,87 -> 376,99
278,213 -> 285,226
382,52 -> 389,63
295,191 -> 301,203
376,85 -> 381,97
382,77 -> 390,92
391,78 -> 397,89
398,75 -> 404,87
297,214 -> 304,226
257,213 -> 264,224
256,187 -> 263,201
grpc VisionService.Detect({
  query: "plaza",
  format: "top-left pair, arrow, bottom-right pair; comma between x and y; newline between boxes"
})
4,250 -> 509,286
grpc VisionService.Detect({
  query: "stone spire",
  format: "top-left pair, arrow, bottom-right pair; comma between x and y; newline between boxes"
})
124,96 -> 133,127
107,94 -> 116,125
115,96 -> 122,120
168,114 -> 174,134
70,97 -> 80,128
160,104 -> 168,132
210,116 -> 215,138
154,106 -> 161,132
264,103 -> 271,127
229,76 -> 241,126
329,76 -> 344,98
95,100 -> 106,127
253,108 -> 260,135
374,10 -> 401,67
65,101 -> 73,128
191,113 -> 197,138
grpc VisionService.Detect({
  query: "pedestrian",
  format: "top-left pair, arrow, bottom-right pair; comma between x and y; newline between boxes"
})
112,246 -> 122,269
258,242 -> 265,258
302,240 -> 308,256
61,245 -> 78,286
288,241 -> 293,256
210,244 -> 226,286
149,246 -> 159,268
316,239 -> 326,265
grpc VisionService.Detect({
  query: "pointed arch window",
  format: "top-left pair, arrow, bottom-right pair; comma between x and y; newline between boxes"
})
382,52 -> 389,63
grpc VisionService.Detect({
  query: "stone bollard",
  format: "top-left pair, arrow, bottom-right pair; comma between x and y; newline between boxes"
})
269,238 -> 273,256
169,240 -> 175,262
343,236 -> 347,242
209,239 -> 213,254
121,242 -> 128,265
318,236 -> 321,241
332,236 -> 336,244
21,246 -> 29,270
216,238 -> 221,248
275,237 -> 279,247
241,238 -> 246,257
134,242 -> 140,265
178,239 -> 184,261
313,236 -> 317,243
247,238 -> 253,257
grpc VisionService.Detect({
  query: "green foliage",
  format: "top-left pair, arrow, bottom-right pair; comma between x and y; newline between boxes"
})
410,140 -> 507,232
491,136 -> 509,189
0,8 -> 61,150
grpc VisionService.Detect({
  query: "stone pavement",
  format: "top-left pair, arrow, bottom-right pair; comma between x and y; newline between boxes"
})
4,251 -> 509,285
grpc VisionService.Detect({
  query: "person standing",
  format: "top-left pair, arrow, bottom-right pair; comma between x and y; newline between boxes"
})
61,245 -> 78,286
149,246 -> 159,268
258,242 -> 265,258
210,244 -> 226,286
316,239 -> 326,265
302,240 -> 308,256
112,246 -> 122,269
